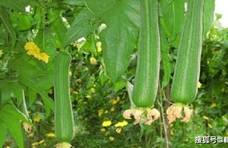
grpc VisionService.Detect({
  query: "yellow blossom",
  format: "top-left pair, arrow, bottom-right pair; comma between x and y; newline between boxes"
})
111,97 -> 120,105
98,109 -> 104,117
32,140 -> 45,147
38,52 -> 49,63
208,123 -> 212,128
110,107 -> 115,112
90,57 -> 97,65
114,120 -> 128,127
203,116 -> 209,120
100,128 -> 106,132
109,136 -> 114,141
115,128 -> 122,134
46,132 -> 56,138
96,42 -> 102,52
24,42 -> 49,63
33,113 -> 42,122
102,120 -> 112,127
197,81 -> 202,88
210,102 -> 217,108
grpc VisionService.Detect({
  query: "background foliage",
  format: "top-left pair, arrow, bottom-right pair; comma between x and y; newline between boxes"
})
0,0 -> 227,148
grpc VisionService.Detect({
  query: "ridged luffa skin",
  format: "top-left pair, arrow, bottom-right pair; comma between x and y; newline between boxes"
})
54,51 -> 74,142
132,0 -> 160,107
171,0 -> 204,104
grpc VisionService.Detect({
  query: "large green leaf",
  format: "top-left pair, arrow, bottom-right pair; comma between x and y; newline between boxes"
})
203,0 -> 215,37
49,9 -> 67,49
0,122 -> 7,147
0,7 -> 16,47
160,0 -> 185,46
35,29 -> 57,61
160,32 -> 172,87
85,0 -> 116,17
10,54 -> 54,90
0,104 -> 28,148
19,76 -> 54,114
86,0 -> 139,82
0,0 -> 29,11
64,9 -> 96,46
8,54 -> 54,114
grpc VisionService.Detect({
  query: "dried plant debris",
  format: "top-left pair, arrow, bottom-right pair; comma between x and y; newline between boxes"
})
166,103 -> 193,124
123,108 -> 160,125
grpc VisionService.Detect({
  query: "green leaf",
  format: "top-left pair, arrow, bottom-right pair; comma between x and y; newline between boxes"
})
0,104 -> 28,148
85,0 -> 116,17
0,7 -> 16,47
0,122 -> 7,147
0,0 -> 29,11
48,9 -> 67,49
64,0 -> 84,6
159,0 -> 185,46
160,32 -> 172,87
10,12 -> 33,31
64,9 -> 96,46
203,0 -> 215,37
113,79 -> 126,92
1,104 -> 28,121
126,81 -> 135,108
35,29 -> 57,61
19,76 -> 54,114
10,54 -> 54,90
93,0 -> 139,82
0,80 -> 14,104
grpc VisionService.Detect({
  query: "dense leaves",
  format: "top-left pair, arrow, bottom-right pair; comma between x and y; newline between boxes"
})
0,0 -> 227,147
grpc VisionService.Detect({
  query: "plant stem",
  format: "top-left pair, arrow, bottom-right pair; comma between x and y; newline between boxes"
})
159,86 -> 171,148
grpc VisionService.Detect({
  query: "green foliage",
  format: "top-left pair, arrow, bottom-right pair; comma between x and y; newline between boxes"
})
0,0 -> 227,147
86,0 -> 140,82
0,104 -> 28,148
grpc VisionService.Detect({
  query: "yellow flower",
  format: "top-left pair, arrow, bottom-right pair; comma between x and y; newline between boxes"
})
114,120 -> 128,127
210,102 -> 216,108
102,120 -> 112,127
197,81 -> 202,88
24,42 -> 49,63
90,57 -> 97,65
46,132 -> 56,138
32,140 -> 45,147
96,42 -> 102,52
110,107 -> 115,112
100,128 -> 106,132
98,109 -> 104,117
38,52 -> 49,63
111,97 -> 120,105
109,136 -> 114,141
115,128 -> 122,134
33,113 -> 42,122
